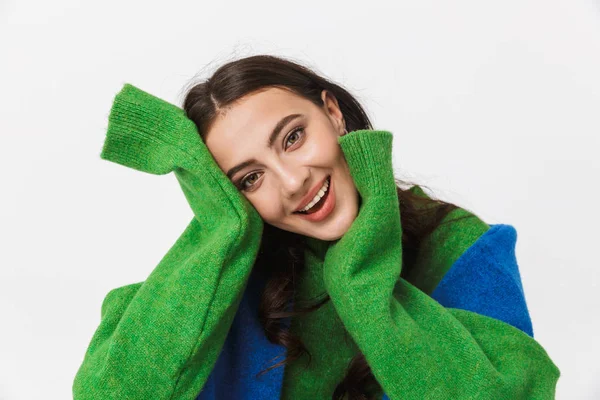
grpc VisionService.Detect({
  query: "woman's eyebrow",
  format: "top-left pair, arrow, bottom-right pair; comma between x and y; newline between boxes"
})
226,113 -> 304,180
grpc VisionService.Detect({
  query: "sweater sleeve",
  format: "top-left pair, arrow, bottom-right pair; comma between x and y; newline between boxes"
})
72,84 -> 264,399
431,223 -> 536,337
322,130 -> 560,399
397,187 -> 534,337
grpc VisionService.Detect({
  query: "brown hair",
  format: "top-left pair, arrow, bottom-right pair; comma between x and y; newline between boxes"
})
182,54 -> 470,399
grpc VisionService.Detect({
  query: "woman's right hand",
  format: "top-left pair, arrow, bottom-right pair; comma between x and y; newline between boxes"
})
100,82 -> 264,234
74,83 -> 264,399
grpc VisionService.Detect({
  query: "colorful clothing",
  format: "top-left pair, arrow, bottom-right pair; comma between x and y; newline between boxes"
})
73,84 -> 559,399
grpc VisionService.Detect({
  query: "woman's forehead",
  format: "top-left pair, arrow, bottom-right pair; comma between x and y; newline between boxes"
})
204,88 -> 316,172
207,88 -> 313,142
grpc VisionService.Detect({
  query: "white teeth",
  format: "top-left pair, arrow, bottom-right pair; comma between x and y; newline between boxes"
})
300,178 -> 330,212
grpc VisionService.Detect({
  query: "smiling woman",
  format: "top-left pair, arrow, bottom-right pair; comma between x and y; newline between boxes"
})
73,54 -> 560,400
201,85 -> 358,241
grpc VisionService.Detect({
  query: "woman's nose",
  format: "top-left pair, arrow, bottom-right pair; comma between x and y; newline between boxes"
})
277,168 -> 310,197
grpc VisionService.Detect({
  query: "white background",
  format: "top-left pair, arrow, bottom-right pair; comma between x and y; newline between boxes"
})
1,0 -> 599,398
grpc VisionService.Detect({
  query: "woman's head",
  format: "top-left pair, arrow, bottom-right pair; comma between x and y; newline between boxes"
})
181,55 -> 468,399
182,55 -> 373,241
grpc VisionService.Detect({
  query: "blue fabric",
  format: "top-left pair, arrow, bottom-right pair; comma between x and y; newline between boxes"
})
195,266 -> 289,400
430,224 -> 534,337
197,223 -> 534,400
381,224 -> 534,400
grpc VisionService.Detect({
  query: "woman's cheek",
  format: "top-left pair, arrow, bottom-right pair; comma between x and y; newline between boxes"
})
253,202 -> 278,223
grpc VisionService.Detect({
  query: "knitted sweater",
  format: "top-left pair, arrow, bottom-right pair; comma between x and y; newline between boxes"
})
72,84 -> 560,399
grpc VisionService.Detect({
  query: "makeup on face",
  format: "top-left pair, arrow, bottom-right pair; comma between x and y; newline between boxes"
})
293,175 -> 335,222
205,87 -> 357,240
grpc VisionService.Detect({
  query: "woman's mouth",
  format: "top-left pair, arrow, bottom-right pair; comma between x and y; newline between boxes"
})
293,176 -> 335,222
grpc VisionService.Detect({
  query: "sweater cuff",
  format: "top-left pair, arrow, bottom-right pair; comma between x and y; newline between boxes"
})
337,129 -> 397,198
100,83 -> 204,175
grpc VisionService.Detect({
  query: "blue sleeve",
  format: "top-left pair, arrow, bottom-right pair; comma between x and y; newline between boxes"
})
382,224 -> 536,400
430,224 -> 534,337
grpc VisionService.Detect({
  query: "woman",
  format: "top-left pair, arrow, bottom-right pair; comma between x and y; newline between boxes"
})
73,55 -> 560,399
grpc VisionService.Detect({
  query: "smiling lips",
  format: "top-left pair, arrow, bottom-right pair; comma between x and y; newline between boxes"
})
294,176 -> 330,213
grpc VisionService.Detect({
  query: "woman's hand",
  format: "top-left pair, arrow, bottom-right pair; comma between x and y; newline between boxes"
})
322,129 -> 403,298
317,129 -> 559,399
74,83 -> 264,399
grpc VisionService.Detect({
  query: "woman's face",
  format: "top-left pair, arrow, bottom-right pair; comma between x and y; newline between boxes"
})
204,86 -> 359,241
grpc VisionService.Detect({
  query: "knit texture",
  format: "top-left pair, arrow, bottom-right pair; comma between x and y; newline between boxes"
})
278,184 -> 493,399
73,84 -> 560,399
318,129 -> 559,399
431,223 -> 535,337
400,185 -> 492,295
73,84 -> 265,399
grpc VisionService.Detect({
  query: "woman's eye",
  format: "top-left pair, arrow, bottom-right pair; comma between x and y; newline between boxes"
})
285,126 -> 305,149
238,126 -> 306,192
238,171 -> 263,191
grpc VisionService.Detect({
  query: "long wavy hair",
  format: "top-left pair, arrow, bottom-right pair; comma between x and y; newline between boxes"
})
182,54 -> 472,399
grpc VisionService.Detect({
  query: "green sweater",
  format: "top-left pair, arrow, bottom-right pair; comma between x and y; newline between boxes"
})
73,84 -> 559,399
282,131 -> 559,399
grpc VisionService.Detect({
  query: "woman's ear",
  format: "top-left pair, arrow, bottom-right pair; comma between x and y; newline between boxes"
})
339,114 -> 347,136
320,89 -> 345,132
